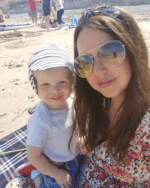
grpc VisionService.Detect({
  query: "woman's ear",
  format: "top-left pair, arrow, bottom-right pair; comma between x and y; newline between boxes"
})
72,74 -> 76,82
71,72 -> 76,91
71,72 -> 76,83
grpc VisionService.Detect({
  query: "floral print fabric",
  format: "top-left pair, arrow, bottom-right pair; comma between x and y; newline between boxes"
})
10,173 -> 35,188
75,111 -> 150,187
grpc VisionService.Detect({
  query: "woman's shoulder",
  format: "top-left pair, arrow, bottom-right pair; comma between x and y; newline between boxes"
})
135,110 -> 150,137
141,109 -> 150,124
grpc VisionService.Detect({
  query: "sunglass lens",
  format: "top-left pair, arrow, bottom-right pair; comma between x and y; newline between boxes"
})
74,54 -> 93,78
97,41 -> 125,66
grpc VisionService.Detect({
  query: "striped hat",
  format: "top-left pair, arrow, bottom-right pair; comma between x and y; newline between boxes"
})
28,44 -> 73,93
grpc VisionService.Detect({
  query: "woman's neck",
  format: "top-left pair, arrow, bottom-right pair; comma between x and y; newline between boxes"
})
108,94 -> 124,129
111,94 -> 124,111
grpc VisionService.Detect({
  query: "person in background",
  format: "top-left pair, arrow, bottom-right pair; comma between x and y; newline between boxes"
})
71,5 -> 150,187
42,0 -> 52,30
55,0 -> 64,29
51,6 -> 56,22
41,7 -> 56,27
0,10 -> 5,23
39,0 -> 56,27
28,0 -> 37,26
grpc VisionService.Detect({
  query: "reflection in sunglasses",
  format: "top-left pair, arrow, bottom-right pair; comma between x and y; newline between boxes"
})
75,55 -> 93,78
113,52 -> 117,58
77,63 -> 92,78
97,41 -> 125,66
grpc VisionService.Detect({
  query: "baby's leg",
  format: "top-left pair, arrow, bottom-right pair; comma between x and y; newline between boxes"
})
31,170 -> 41,188
34,175 -> 41,188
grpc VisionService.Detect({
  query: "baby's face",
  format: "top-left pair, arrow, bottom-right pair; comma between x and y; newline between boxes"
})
34,68 -> 73,110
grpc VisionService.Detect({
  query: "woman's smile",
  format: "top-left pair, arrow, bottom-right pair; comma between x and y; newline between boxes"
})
98,78 -> 116,88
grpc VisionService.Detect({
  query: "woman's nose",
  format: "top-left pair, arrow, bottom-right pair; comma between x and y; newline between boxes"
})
92,56 -> 107,74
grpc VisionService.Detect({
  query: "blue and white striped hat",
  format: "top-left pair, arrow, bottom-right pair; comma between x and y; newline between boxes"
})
28,44 -> 73,93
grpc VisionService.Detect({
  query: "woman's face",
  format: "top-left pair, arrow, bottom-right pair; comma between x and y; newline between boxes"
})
77,28 -> 132,99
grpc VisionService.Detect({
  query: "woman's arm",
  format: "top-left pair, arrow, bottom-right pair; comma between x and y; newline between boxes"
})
77,136 -> 88,155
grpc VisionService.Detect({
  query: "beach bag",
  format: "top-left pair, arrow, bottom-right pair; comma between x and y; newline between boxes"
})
70,17 -> 78,27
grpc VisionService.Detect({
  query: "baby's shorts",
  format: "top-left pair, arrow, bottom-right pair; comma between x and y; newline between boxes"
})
31,154 -> 80,188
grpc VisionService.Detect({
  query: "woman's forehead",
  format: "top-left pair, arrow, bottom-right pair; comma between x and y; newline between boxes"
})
77,28 -> 113,55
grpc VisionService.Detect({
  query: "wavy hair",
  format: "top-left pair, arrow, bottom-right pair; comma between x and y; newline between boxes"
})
70,7 -> 150,163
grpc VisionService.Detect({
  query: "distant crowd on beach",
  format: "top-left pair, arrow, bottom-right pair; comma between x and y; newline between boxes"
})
28,0 -> 65,30
0,1 -> 106,29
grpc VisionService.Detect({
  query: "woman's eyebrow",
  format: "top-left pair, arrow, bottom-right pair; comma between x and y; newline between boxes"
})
83,46 -> 99,56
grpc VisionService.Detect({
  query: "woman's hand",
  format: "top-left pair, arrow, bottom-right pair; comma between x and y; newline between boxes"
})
77,136 -> 88,155
55,169 -> 72,188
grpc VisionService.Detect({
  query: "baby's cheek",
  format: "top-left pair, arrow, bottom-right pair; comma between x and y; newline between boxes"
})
39,86 -> 50,93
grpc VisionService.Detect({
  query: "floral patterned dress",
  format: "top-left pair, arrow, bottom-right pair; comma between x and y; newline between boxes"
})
75,111 -> 150,188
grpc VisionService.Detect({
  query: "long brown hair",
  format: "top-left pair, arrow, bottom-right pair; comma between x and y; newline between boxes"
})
70,7 -> 150,162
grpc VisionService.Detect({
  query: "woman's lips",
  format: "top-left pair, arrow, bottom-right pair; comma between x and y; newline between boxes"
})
98,78 -> 116,88
51,96 -> 62,100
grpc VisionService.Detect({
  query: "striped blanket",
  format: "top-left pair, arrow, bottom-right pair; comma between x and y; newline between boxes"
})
0,126 -> 28,188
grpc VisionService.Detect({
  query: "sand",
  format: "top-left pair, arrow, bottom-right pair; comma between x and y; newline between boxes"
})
0,6 -> 150,139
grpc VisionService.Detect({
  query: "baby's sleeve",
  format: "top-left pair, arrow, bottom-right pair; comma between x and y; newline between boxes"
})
26,116 -> 48,147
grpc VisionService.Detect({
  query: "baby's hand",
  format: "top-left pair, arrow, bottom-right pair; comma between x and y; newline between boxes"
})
55,169 -> 72,188
77,136 -> 88,155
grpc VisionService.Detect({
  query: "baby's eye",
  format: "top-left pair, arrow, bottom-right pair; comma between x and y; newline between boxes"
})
59,81 -> 66,84
42,83 -> 49,86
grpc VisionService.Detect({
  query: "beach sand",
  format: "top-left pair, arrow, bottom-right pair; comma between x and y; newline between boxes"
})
0,6 -> 150,139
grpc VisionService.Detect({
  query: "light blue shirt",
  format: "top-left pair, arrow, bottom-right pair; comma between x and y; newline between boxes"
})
26,97 -> 79,162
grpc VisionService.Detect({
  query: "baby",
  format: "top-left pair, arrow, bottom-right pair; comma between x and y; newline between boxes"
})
26,44 -> 80,188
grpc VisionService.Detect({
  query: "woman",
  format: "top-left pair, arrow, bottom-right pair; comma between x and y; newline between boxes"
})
71,6 -> 150,187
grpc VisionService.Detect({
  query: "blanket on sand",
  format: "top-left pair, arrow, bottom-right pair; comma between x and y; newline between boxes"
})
0,125 -> 28,188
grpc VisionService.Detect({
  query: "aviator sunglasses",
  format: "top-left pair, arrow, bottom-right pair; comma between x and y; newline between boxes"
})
74,40 -> 125,78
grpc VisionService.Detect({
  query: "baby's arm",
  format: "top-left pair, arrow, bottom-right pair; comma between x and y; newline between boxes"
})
27,145 -> 72,188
